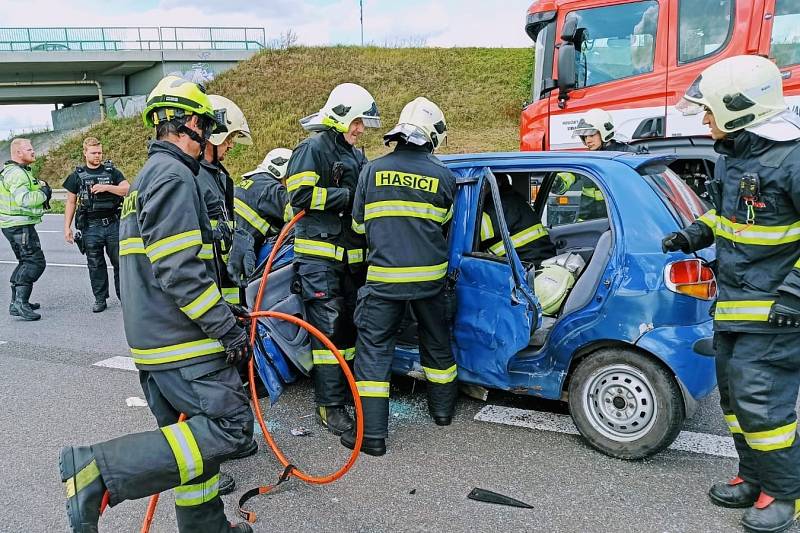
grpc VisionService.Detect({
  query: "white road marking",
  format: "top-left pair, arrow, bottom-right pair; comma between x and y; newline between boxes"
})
93,356 -> 137,372
0,341 -> 7,345
474,405 -> 737,459
0,260 -> 111,269
36,230 -> 61,233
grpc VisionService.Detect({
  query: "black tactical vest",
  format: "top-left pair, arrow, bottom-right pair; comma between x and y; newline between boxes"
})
77,161 -> 121,214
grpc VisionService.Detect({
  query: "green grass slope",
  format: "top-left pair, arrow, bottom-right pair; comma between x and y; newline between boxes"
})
37,46 -> 533,185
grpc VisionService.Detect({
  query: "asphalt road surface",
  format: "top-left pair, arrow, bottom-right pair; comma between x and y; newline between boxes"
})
2,215 -> 798,532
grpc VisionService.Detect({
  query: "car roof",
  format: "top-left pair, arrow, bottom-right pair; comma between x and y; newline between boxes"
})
439,150 -> 673,172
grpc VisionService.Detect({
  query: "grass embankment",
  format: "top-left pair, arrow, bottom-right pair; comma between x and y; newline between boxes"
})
37,46 -> 533,185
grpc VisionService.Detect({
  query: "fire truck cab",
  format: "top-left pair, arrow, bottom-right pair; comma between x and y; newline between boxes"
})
521,0 -> 800,197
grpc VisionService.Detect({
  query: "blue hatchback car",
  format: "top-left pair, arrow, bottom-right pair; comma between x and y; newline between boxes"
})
247,151 -> 718,459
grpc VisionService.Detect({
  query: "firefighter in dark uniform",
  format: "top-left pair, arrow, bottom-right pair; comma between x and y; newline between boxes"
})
1,137 -> 50,321
663,55 -> 800,533
63,137 -> 129,312
58,76 -> 254,533
226,147 -> 292,286
480,175 -> 556,269
340,97 -> 457,457
287,83 -> 380,435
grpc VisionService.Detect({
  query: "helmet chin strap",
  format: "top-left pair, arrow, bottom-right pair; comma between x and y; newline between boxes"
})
178,122 -> 208,160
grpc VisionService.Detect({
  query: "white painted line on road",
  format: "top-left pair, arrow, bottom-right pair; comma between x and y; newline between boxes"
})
474,405 -> 737,459
0,340 -> 7,345
0,260 -> 111,269
93,356 -> 137,372
37,230 -> 61,233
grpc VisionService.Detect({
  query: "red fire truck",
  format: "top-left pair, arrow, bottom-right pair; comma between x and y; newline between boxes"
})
521,0 -> 800,195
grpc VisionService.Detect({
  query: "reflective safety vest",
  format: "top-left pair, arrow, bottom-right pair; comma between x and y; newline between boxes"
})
480,188 -> 556,268
680,133 -> 800,333
233,171 -> 287,250
287,128 -> 367,268
0,162 -> 46,228
119,141 -> 236,369
351,143 -> 455,300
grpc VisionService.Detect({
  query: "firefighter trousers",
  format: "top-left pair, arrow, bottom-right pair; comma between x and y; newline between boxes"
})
296,260 -> 363,406
90,357 -> 254,532
2,224 -> 45,287
353,286 -> 458,439
84,218 -> 120,301
715,331 -> 800,499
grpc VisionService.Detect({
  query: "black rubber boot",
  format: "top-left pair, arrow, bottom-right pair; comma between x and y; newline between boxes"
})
219,472 -> 235,496
316,405 -> 354,436
9,285 -> 39,316
427,380 -> 457,427
709,477 -> 761,508
742,494 -> 800,533
59,446 -> 106,533
340,428 -> 386,457
14,285 -> 41,321
229,439 -> 258,460
230,522 -> 254,532
92,300 -> 107,313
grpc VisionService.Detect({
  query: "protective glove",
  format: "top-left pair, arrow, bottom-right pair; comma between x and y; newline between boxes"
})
768,293 -> 800,328
39,181 -> 52,210
227,303 -> 252,329
219,323 -> 253,365
661,232 -> 691,253
226,228 -> 257,288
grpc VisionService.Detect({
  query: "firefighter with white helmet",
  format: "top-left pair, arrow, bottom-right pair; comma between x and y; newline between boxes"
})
663,55 -> 800,533
572,108 -> 637,152
342,97 -> 458,456
287,83 -> 380,435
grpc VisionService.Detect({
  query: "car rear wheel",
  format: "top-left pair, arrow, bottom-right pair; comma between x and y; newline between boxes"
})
568,348 -> 685,460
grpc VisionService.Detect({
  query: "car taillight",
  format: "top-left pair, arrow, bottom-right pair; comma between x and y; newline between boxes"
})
664,259 -> 717,300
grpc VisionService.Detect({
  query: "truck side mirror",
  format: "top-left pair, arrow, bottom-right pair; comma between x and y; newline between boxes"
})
557,42 -> 577,108
561,17 -> 578,43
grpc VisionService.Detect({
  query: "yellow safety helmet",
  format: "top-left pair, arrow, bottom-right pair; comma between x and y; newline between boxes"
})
141,75 -> 226,135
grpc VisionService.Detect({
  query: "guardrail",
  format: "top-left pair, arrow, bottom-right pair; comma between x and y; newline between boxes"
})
0,26 -> 266,52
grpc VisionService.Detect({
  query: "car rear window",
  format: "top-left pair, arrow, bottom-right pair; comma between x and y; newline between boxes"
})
643,168 -> 707,226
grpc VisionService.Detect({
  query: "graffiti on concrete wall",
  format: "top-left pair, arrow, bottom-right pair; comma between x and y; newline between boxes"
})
168,62 -> 215,86
107,95 -> 147,120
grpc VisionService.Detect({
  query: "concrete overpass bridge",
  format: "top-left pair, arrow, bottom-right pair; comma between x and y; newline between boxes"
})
0,27 -> 265,129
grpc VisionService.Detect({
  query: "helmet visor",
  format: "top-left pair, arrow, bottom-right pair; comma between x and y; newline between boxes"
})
359,101 -> 382,128
383,123 -> 430,146
677,74 -> 707,116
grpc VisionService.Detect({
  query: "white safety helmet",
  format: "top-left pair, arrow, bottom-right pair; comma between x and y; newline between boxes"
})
207,95 -> 252,146
242,148 -> 293,179
300,83 -> 381,133
383,97 -> 448,151
677,55 -> 800,141
572,108 -> 615,142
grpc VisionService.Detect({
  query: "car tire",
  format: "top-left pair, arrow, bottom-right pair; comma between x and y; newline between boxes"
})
568,348 -> 684,460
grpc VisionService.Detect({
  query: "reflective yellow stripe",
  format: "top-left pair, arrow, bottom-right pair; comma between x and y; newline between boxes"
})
283,203 -> 294,223
714,300 -> 774,322
715,216 -> 800,245
347,249 -> 364,264
582,187 -> 604,201
146,230 -> 203,262
312,347 -> 354,365
310,187 -> 328,210
174,474 -> 220,507
180,283 -> 221,320
352,218 -> 365,235
197,243 -> 214,260
222,287 -> 240,305
489,224 -> 549,256
131,338 -> 224,365
294,238 -> 344,261
64,460 -> 100,499
286,171 -> 319,192
745,421 -> 797,451
234,197 -> 270,235
423,364 -> 458,384
357,380 -> 390,398
480,213 -> 495,241
119,237 -> 145,256
699,209 -> 717,230
442,206 -> 453,224
364,200 -> 449,223
795,257 -> 800,269
367,262 -> 448,283
161,422 -> 203,484
725,413 -> 743,435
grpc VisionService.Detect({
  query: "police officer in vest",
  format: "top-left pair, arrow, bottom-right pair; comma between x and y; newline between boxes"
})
63,137 -> 129,312
663,55 -> 800,533
227,148 -> 292,287
342,97 -> 457,456
287,83 -> 379,436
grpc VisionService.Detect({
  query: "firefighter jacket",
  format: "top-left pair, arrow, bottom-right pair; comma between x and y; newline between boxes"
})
679,132 -> 800,333
351,143 -> 455,300
0,161 -> 46,228
234,171 -> 288,249
287,128 -> 367,268
197,159 -> 239,304
480,188 -> 556,267
119,141 -> 236,370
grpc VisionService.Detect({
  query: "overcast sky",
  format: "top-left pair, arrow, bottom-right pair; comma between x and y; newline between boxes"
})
0,0 -> 535,140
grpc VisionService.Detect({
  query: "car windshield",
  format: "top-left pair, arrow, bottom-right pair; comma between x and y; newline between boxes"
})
643,168 -> 707,226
